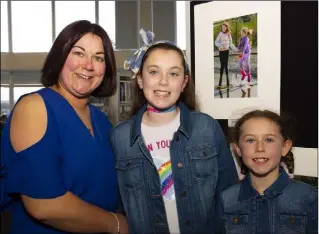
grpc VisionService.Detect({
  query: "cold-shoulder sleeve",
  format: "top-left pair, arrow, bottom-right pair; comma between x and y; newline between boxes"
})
5,103 -> 67,199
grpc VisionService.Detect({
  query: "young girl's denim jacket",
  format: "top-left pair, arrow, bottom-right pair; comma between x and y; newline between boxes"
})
110,101 -> 238,234
217,167 -> 318,234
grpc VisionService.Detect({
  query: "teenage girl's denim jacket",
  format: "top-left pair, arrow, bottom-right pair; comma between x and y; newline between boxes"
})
217,167 -> 318,234
110,102 -> 238,234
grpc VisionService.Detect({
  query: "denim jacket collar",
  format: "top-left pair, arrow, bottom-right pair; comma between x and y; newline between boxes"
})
130,101 -> 191,145
239,167 -> 291,202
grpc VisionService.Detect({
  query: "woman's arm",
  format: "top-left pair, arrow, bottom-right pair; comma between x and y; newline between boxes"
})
10,94 -> 128,233
22,193 -> 127,233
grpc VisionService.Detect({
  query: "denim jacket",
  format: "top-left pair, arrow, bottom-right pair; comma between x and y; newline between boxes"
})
110,102 -> 238,234
218,167 -> 318,234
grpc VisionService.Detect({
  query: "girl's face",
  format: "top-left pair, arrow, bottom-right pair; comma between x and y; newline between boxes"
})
137,49 -> 188,110
222,25 -> 227,33
234,118 -> 292,178
59,33 -> 106,98
240,30 -> 246,38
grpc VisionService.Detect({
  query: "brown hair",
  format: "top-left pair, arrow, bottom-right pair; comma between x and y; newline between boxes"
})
232,110 -> 297,175
41,20 -> 117,98
129,43 -> 200,117
222,22 -> 231,34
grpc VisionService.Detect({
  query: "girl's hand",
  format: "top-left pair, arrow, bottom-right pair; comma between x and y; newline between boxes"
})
238,54 -> 243,58
219,46 -> 224,51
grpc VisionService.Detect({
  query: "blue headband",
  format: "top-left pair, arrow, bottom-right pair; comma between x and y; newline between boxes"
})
123,28 -> 188,78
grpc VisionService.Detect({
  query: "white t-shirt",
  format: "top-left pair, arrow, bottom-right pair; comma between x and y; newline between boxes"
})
141,112 -> 181,234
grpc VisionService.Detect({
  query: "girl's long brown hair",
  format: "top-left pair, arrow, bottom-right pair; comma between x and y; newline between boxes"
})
129,43 -> 200,117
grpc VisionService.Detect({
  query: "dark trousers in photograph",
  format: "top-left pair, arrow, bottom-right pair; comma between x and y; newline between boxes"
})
219,50 -> 230,86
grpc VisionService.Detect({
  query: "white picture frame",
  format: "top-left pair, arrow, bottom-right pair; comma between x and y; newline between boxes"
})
194,1 -> 281,120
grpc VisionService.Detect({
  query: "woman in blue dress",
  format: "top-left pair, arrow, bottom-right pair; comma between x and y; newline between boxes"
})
0,20 -> 128,234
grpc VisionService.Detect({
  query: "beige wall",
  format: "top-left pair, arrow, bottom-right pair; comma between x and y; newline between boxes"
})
0,50 -> 136,71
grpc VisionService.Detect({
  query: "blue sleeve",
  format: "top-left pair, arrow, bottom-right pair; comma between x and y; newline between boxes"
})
214,121 -> 238,195
5,107 -> 67,199
307,189 -> 318,234
214,193 -> 226,234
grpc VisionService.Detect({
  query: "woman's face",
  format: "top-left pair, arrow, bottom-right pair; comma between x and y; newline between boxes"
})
59,33 -> 106,98
222,25 -> 227,33
137,48 -> 188,110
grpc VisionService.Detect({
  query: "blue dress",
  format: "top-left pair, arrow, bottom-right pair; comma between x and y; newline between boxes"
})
0,88 -> 118,234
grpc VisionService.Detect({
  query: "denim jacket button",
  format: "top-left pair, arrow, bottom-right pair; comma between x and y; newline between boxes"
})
233,216 -> 239,224
289,215 -> 295,224
177,162 -> 183,168
181,191 -> 187,197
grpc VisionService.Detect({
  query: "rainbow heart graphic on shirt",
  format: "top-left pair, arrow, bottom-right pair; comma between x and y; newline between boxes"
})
153,157 -> 175,201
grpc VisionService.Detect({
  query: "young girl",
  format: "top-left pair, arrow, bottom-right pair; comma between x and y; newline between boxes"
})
217,110 -> 318,234
110,28 -> 238,234
215,22 -> 238,89
238,27 -> 253,86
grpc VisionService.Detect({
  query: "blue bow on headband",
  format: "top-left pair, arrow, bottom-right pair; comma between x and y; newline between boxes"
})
123,28 -> 184,78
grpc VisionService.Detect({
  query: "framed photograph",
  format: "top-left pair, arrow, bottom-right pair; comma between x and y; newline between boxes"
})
213,13 -> 258,98
193,1 -> 281,119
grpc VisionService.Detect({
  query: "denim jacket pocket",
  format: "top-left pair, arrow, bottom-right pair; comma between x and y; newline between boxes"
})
224,212 -> 249,234
116,158 -> 144,189
188,145 -> 218,179
279,212 -> 307,234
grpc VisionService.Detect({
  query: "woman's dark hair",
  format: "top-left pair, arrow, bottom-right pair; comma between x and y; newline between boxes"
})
129,43 -> 199,116
41,20 -> 116,97
232,110 -> 297,175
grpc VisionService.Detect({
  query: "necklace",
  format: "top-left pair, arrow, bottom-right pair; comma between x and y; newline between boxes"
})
147,104 -> 177,113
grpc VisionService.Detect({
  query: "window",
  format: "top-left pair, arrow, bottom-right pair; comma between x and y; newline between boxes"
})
55,1 -> 95,38
11,1 -> 52,52
11,71 -> 42,85
1,87 -> 10,115
1,1 -> 9,52
14,86 -> 42,104
99,1 -> 116,47
176,1 -> 186,50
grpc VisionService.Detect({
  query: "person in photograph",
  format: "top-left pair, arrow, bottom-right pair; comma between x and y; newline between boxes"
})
218,88 -> 230,98
238,27 -> 253,86
216,110 -> 318,234
240,80 -> 251,98
0,20 -> 128,234
215,21 -> 238,89
110,28 -> 238,234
